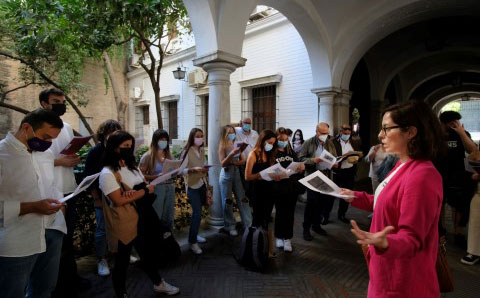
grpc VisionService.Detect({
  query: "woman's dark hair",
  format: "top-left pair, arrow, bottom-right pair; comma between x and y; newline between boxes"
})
292,129 -> 304,144
182,128 -> 203,160
276,127 -> 293,155
20,108 -> 63,130
103,130 -> 138,172
253,129 -> 277,165
439,110 -> 462,124
383,101 -> 446,161
97,119 -> 122,144
285,128 -> 293,136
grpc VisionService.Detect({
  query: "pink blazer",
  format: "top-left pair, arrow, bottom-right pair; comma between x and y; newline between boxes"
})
352,159 -> 442,298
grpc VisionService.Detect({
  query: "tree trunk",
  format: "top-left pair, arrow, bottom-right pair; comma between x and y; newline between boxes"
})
103,52 -> 127,128
154,85 -> 163,130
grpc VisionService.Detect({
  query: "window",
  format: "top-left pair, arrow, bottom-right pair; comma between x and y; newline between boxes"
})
142,106 -> 149,125
252,85 -> 276,132
195,94 -> 209,145
167,101 -> 178,139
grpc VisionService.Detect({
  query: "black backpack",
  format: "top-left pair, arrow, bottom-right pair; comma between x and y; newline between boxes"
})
235,226 -> 269,271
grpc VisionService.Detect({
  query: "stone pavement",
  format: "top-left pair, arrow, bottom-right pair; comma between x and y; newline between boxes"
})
77,201 -> 480,298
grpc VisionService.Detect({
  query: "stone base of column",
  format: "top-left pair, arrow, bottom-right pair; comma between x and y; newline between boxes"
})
206,214 -> 224,228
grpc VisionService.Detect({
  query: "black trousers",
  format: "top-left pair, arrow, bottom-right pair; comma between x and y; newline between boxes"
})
252,182 -> 274,229
333,167 -> 356,217
113,238 -> 162,297
274,191 -> 297,239
303,189 -> 332,229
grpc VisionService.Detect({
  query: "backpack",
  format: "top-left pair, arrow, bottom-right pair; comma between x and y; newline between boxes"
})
235,226 -> 269,271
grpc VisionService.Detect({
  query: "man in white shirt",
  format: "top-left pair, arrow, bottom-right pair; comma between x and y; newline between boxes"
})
234,118 -> 259,200
331,124 -> 362,223
0,109 -> 65,298
38,88 -> 85,296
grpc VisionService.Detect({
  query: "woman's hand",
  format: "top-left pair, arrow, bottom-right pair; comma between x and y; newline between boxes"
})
147,184 -> 155,193
124,190 -> 136,198
350,220 -> 394,250
297,163 -> 305,172
340,188 -> 354,202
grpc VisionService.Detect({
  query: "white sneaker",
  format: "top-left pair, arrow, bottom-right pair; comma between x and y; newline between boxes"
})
283,239 -> 293,252
97,259 -> 110,276
196,235 -> 207,243
229,229 -> 238,236
129,255 -> 139,264
154,279 -> 180,295
190,243 -> 203,255
276,238 -> 284,248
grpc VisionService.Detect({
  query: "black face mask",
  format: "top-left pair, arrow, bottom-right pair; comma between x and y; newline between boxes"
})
51,103 -> 66,116
119,147 -> 134,161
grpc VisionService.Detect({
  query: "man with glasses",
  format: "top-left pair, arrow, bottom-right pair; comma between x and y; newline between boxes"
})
331,124 -> 362,223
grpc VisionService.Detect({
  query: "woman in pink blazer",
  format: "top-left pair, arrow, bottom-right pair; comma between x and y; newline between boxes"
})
341,101 -> 446,298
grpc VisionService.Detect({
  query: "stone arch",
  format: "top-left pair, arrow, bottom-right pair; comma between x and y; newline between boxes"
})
432,89 -> 480,113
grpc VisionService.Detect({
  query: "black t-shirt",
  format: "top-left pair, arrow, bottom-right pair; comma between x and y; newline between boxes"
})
275,149 -> 298,168
445,129 -> 470,172
84,143 -> 105,189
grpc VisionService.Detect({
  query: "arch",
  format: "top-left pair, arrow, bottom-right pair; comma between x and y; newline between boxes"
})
332,0 -> 480,89
183,0 -> 219,56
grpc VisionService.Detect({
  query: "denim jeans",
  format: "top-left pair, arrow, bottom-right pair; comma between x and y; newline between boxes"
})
0,229 -> 64,298
219,167 -> 252,231
153,183 -> 176,229
187,185 -> 206,244
95,208 -> 107,259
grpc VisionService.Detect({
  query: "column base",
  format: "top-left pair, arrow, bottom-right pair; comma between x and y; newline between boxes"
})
206,215 -> 224,228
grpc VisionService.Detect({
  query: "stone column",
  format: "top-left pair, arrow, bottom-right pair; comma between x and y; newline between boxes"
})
370,100 -> 384,145
334,90 -> 352,130
312,87 -> 352,134
312,88 -> 336,134
193,51 -> 246,227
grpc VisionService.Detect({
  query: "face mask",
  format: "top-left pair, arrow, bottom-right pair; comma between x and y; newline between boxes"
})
25,128 -> 52,152
277,140 -> 288,148
264,142 -> 273,152
194,138 -> 203,147
51,103 -> 66,116
242,123 -> 251,131
227,133 -> 236,141
318,134 -> 328,142
341,134 -> 350,142
119,147 -> 134,161
157,140 -> 168,150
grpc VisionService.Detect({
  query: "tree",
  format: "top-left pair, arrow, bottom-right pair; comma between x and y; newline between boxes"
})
0,0 -> 95,135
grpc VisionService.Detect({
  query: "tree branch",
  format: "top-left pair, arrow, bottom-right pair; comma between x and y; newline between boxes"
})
1,82 -> 37,102
0,101 -> 30,114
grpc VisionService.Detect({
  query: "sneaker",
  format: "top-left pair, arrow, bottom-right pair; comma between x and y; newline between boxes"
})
196,235 -> 207,243
229,229 -> 238,237
283,239 -> 293,252
153,279 -> 180,296
461,254 -> 480,265
97,259 -> 110,276
129,255 -> 139,264
276,238 -> 284,248
190,243 -> 203,255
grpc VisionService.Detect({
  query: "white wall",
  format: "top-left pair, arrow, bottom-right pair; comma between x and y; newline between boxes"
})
128,12 -> 319,144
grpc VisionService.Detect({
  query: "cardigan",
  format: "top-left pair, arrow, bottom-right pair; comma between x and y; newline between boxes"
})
352,159 -> 442,298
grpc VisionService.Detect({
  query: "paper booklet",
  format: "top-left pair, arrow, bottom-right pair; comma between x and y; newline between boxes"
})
318,149 -> 336,170
60,173 -> 100,203
299,170 -> 354,199
259,161 -> 304,181
336,151 -> 363,164
60,136 -> 92,155
150,158 -> 188,186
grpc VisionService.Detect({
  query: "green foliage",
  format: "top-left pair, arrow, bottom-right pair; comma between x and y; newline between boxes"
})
135,145 -> 149,163
441,101 -> 461,113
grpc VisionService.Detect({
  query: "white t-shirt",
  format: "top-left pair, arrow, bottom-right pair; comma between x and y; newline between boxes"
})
99,166 -> 145,196
365,145 -> 387,179
49,121 -> 77,194
234,127 -> 259,160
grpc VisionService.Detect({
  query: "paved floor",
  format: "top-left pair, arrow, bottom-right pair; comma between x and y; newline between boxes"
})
77,201 -> 480,298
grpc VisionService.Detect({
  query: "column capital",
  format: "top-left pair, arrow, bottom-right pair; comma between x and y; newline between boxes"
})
311,86 -> 352,98
193,50 -> 247,68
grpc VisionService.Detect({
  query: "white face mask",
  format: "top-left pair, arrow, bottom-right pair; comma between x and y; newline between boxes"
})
318,134 -> 328,142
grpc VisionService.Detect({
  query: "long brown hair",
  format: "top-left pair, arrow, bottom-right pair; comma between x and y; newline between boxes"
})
144,129 -> 172,174
181,127 -> 204,161
383,101 -> 446,161
218,125 -> 235,155
253,129 -> 277,165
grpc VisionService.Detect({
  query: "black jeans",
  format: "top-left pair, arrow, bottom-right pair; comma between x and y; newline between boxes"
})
274,191 -> 297,239
303,189 -> 332,229
113,239 -> 162,297
252,182 -> 274,229
333,167 -> 356,217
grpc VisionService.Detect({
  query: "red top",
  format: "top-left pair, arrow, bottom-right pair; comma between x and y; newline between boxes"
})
352,159 -> 442,298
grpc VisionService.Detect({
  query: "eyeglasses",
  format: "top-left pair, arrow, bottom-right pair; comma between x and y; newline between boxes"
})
342,127 -> 351,131
380,125 -> 404,135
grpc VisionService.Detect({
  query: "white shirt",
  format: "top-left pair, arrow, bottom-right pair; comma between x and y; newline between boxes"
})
340,139 -> 355,169
33,150 -> 67,234
0,133 -> 49,257
365,145 -> 387,179
99,166 -> 145,196
234,127 -> 259,160
49,121 -> 77,194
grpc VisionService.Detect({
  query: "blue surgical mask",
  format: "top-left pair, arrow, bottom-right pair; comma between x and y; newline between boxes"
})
277,140 -> 288,148
340,134 -> 350,142
157,140 -> 168,150
264,142 -> 273,152
227,133 -> 236,141
242,123 -> 251,131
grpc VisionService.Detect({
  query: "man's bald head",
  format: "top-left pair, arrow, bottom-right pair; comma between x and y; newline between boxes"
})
242,117 -> 252,124
316,122 -> 329,135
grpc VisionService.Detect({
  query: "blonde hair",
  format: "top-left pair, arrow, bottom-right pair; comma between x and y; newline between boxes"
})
218,125 -> 235,155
